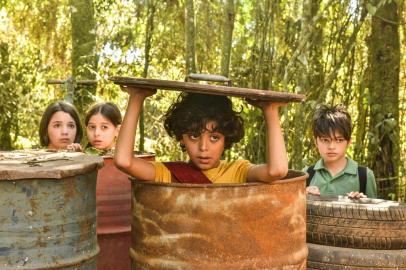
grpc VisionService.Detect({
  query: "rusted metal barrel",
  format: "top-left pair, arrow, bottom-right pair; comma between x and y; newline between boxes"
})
130,170 -> 308,269
0,151 -> 103,270
96,153 -> 155,270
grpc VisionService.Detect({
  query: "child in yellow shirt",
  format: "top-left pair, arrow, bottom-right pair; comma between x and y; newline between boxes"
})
115,86 -> 288,183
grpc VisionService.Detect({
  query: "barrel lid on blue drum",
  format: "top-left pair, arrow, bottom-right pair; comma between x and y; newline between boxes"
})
0,150 -> 104,180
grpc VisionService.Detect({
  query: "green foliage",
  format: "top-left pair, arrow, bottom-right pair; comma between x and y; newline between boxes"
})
0,0 -> 405,200
366,3 -> 378,15
84,146 -> 114,156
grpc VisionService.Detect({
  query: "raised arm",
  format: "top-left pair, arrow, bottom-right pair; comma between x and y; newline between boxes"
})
246,101 -> 288,182
114,86 -> 156,181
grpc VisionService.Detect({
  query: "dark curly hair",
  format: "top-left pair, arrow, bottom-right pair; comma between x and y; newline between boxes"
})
312,104 -> 352,140
164,93 -> 244,150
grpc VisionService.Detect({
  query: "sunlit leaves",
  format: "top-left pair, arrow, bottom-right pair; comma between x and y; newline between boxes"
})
0,0 -> 404,182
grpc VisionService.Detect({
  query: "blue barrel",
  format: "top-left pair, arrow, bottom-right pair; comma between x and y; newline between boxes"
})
0,151 -> 103,269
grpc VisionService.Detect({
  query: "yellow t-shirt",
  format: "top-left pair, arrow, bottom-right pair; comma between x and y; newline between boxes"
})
153,160 -> 253,183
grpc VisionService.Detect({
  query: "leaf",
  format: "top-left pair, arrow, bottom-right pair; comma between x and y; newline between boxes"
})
298,53 -> 308,66
84,147 -> 105,156
366,3 -> 377,15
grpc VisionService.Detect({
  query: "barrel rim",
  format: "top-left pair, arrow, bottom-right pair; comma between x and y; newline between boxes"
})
102,152 -> 156,160
130,169 -> 306,188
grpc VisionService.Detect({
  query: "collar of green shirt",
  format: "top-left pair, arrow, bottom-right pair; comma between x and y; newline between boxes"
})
314,157 -> 358,177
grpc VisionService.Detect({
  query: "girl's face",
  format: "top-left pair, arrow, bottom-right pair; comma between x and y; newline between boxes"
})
180,121 -> 225,170
86,113 -> 120,150
47,111 -> 77,150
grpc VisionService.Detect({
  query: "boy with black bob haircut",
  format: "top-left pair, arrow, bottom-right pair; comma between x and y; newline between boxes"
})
305,104 -> 377,198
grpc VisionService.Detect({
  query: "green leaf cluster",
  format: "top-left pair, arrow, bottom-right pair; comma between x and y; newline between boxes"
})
0,0 -> 405,200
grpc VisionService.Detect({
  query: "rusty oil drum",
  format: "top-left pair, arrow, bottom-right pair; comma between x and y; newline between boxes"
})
130,170 -> 308,269
0,151 -> 103,269
96,153 -> 155,270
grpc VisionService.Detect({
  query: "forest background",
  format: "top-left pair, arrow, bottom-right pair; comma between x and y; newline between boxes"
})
0,0 -> 405,201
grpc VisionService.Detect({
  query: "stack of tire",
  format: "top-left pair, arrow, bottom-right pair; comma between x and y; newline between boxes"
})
306,195 -> 406,269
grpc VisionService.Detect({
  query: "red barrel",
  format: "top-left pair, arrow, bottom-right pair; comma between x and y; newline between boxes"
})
96,153 -> 155,270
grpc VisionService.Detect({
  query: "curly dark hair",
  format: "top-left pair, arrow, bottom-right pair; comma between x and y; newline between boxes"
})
164,93 -> 244,150
312,104 -> 352,140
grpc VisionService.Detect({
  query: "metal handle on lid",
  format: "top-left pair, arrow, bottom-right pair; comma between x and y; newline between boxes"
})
186,73 -> 232,86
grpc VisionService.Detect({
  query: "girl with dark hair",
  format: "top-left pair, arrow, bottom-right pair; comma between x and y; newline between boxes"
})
85,102 -> 122,152
39,101 -> 83,151
114,86 -> 288,184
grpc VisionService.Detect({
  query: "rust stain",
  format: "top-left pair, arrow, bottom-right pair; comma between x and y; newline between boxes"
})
29,198 -> 38,211
130,170 -> 308,269
79,218 -> 92,242
58,224 -> 65,245
63,178 -> 77,201
43,212 -> 52,223
35,236 -> 47,248
42,226 -> 50,233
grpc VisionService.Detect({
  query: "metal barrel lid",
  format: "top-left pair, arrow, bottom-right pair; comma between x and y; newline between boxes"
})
0,150 -> 104,180
109,76 -> 306,103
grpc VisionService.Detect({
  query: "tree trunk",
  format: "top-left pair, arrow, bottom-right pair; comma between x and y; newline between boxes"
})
70,0 -> 97,114
290,0 -> 323,170
0,43 -> 14,150
367,1 -> 400,199
185,0 -> 196,74
354,75 -> 368,164
317,8 -> 367,103
139,0 -> 156,152
245,0 -> 270,164
220,0 -> 235,78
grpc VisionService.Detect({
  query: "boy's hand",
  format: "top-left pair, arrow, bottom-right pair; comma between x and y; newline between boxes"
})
306,185 -> 320,195
347,191 -> 367,199
67,143 -> 83,152
120,86 -> 157,98
245,99 -> 287,112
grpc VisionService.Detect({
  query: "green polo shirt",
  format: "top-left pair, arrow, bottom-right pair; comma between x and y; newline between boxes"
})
303,157 -> 377,198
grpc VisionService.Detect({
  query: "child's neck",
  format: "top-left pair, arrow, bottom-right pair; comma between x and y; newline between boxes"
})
324,157 -> 347,177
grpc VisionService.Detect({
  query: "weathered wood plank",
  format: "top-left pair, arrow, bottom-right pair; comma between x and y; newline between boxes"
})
110,77 -> 306,102
0,151 -> 104,180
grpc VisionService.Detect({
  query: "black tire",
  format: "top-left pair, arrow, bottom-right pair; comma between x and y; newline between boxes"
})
307,243 -> 406,269
307,195 -> 406,249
